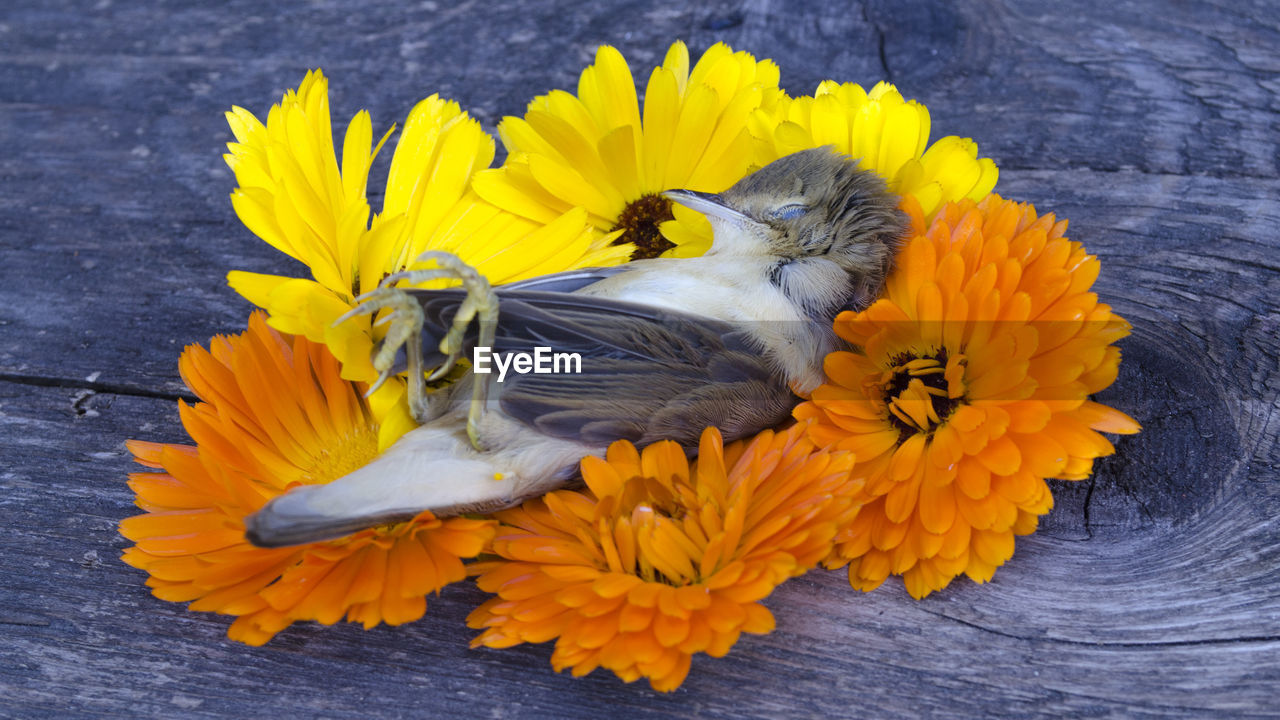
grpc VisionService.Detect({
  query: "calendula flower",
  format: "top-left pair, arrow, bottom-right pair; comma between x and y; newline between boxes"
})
467,425 -> 859,692
795,195 -> 1140,599
224,70 -> 631,412
662,81 -> 1000,253
474,42 -> 995,262
119,312 -> 495,645
761,81 -> 996,216
472,40 -> 785,260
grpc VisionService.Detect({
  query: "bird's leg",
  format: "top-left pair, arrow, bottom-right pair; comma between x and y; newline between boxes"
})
334,284 -> 439,423
341,251 -> 499,449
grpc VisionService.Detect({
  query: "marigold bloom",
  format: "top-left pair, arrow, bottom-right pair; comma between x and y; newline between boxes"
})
660,81 -> 998,249
795,195 -> 1140,599
120,313 -> 495,645
472,41 -> 785,260
760,81 -> 996,216
223,70 -> 630,421
665,78 -> 1003,252
664,81 -> 999,258
473,42 -> 996,262
467,425 -> 858,691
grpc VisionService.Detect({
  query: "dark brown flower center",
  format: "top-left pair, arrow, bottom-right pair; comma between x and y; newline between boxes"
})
611,193 -> 675,260
883,349 -> 963,441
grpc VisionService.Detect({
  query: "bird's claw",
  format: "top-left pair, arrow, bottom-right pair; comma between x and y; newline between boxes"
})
400,252 -> 497,386
335,285 -> 431,420
337,251 -> 499,448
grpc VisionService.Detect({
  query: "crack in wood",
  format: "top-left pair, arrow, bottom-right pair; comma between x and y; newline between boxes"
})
861,2 -> 893,81
0,616 -> 52,628
1082,476 -> 1097,540
0,373 -> 194,404
70,389 -> 97,418
916,607 -> 1280,649
997,162 -> 1280,180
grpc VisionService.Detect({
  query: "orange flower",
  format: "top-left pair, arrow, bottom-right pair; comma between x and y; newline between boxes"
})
467,425 -> 858,692
795,194 -> 1141,599
119,312 -> 495,644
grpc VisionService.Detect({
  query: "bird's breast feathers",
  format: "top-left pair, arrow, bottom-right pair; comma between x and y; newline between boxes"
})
579,256 -> 809,324
573,255 -> 834,393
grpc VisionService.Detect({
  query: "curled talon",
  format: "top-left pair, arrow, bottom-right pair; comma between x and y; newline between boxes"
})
330,251 -> 501,436
332,284 -> 431,419
363,368 -> 393,398
379,270 -> 412,287
372,251 -> 501,445
426,362 -> 452,383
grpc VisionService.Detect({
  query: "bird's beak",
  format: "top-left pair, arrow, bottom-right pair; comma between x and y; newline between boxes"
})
662,189 -> 753,223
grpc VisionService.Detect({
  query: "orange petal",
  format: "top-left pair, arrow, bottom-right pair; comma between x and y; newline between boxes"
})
917,481 -> 956,535
890,433 -> 926,481
970,528 -> 1015,566
1075,400 -> 1141,434
976,435 -> 1021,475
883,472 -> 921,524
955,460 -> 990,499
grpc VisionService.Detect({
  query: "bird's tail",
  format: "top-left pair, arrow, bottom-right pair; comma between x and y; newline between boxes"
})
244,425 -> 518,548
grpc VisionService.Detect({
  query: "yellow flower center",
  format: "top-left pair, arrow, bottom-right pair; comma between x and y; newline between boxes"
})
611,193 -> 675,260
301,425 -> 381,486
881,351 -> 966,440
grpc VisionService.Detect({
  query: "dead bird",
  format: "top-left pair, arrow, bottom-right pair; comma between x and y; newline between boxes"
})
246,147 -> 907,547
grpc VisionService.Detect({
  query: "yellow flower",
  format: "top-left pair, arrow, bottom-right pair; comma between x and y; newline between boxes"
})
662,81 -> 1000,253
763,81 -> 996,215
472,41 -> 785,259
119,312 -> 496,645
795,195 -> 1140,599
223,70 -> 630,424
471,43 -> 995,261
467,425 -> 859,692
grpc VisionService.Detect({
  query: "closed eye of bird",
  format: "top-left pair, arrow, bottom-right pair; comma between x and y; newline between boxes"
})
244,147 -> 909,548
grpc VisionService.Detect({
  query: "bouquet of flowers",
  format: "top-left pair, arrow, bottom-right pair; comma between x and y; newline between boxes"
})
120,41 -> 1138,692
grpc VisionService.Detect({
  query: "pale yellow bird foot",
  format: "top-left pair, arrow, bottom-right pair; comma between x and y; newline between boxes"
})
335,284 -> 435,422
379,251 -> 499,449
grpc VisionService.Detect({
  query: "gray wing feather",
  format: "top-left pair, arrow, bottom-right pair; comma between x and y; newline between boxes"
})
406,288 -> 797,449
498,266 -> 635,293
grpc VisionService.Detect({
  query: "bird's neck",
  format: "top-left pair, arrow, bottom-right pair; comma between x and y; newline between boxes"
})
769,256 -> 857,322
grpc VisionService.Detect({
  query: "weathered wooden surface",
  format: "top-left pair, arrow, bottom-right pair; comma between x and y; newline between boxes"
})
2,0 -> 1278,716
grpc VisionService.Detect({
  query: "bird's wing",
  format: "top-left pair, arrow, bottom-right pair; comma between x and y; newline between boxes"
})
408,288 -> 797,448
497,265 -> 634,293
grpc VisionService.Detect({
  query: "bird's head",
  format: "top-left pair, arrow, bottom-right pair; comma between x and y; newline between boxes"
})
662,147 -> 906,278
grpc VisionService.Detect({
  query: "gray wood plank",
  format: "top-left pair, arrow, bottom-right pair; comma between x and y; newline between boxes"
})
3,382 -> 1276,717
2,0 -> 1277,716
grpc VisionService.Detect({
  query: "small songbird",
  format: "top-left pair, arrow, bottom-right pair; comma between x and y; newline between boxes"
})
246,147 -> 907,548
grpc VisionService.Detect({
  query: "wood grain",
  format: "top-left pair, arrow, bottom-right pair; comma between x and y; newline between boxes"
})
2,0 -> 1276,716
